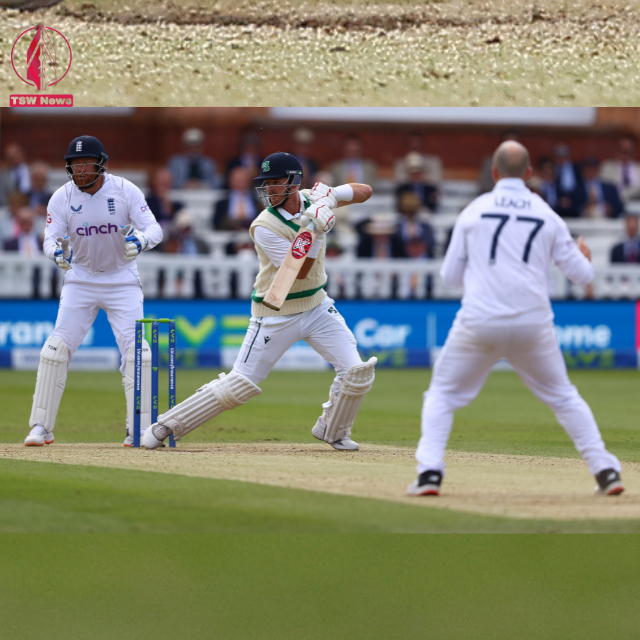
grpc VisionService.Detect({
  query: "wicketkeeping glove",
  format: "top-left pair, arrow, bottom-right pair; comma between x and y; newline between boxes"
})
120,224 -> 148,260
309,182 -> 338,209
305,203 -> 335,234
53,236 -> 73,271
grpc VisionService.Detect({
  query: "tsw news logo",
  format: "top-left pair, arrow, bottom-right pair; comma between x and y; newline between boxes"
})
9,24 -> 73,107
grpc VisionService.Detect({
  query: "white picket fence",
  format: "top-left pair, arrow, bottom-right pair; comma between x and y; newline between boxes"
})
1,253 -> 640,301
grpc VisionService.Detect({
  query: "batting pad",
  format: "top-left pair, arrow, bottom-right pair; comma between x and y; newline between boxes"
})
29,336 -> 69,432
157,371 -> 262,441
124,340 -> 152,433
323,357 -> 377,444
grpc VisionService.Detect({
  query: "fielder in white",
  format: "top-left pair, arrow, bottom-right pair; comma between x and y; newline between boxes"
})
25,135 -> 163,447
143,151 -> 377,451
408,141 -> 624,497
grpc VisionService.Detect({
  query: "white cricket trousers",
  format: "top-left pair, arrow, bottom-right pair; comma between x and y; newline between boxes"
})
232,297 -> 362,385
415,320 -> 621,477
50,281 -> 144,375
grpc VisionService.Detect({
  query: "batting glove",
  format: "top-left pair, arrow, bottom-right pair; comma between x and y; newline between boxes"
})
120,224 -> 149,260
305,203 -> 335,234
53,236 -> 73,271
309,182 -> 338,209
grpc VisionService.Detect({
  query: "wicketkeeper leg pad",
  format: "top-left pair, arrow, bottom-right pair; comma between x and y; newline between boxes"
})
320,357 -> 377,444
124,340 -> 152,434
29,336 -> 69,432
156,371 -> 262,441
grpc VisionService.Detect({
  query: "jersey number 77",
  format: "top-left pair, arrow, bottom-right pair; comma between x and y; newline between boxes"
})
480,214 -> 545,264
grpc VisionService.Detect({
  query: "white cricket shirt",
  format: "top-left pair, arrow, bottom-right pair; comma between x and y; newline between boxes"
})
442,178 -> 593,326
44,173 -> 163,285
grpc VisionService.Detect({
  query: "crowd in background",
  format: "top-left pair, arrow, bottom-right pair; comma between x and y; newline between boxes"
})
2,128 -> 640,271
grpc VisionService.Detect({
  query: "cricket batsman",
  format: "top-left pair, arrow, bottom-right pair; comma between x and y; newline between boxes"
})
24,135 -> 163,447
144,152 -> 376,450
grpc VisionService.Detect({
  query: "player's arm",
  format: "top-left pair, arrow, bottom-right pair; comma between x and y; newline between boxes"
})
551,220 -> 593,285
336,183 -> 372,208
42,194 -> 69,260
308,182 -> 372,209
127,185 -> 163,250
440,216 -> 468,290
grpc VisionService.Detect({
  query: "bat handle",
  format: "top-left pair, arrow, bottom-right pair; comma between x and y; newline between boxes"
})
301,215 -> 317,232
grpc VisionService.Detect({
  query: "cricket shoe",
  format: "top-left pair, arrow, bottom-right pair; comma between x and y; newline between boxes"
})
407,470 -> 443,496
123,428 -> 147,447
24,423 -> 54,447
594,468 -> 625,496
142,423 -> 172,450
311,420 -> 359,451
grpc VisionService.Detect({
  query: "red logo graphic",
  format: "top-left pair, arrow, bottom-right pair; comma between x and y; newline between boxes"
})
292,231 -> 313,259
9,25 -> 73,106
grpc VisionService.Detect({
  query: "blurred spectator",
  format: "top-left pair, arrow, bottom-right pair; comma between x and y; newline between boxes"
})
161,210 -> 209,255
357,213 -> 404,258
611,214 -> 640,263
0,143 -> 31,206
225,133 -> 262,185
581,157 -> 624,218
396,189 -> 435,258
0,190 -> 30,244
331,135 -> 377,190
167,128 -> 219,189
146,167 -> 184,230
395,153 -> 439,212
394,132 -> 442,186
157,210 -> 208,298
213,166 -> 260,231
27,162 -> 52,217
233,232 -> 257,260
3,207 -> 42,255
600,135 -> 640,204
292,128 -> 320,189
530,156 -> 557,208
478,132 -> 520,194
553,143 -> 586,217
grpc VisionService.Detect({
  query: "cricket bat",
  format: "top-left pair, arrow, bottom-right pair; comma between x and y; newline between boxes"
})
261,219 -> 317,311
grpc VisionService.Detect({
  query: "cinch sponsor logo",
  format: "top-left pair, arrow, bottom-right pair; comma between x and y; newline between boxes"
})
354,318 -> 412,349
77,223 -> 119,236
554,324 -> 612,349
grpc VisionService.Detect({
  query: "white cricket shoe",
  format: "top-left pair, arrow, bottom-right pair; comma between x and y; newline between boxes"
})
123,426 -> 147,447
24,423 -> 54,447
311,420 -> 360,451
142,423 -> 172,450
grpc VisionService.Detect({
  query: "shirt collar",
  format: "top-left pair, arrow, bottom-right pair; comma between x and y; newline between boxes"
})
494,178 -> 527,190
277,193 -> 306,220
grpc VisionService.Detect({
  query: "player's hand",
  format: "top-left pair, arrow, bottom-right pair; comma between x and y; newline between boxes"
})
53,236 -> 73,271
309,182 -> 338,209
578,236 -> 591,262
305,203 -> 335,234
120,224 -> 149,260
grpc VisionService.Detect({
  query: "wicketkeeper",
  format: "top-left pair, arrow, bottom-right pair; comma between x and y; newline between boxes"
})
25,135 -> 162,447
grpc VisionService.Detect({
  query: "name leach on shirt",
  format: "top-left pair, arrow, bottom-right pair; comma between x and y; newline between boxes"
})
43,173 -> 163,285
441,177 -> 593,327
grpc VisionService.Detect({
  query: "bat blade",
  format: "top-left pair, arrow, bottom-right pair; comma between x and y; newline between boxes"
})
262,222 -> 317,311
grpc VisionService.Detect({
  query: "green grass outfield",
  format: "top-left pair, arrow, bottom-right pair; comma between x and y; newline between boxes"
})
0,536 -> 639,640
1,368 -> 639,533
